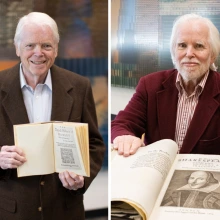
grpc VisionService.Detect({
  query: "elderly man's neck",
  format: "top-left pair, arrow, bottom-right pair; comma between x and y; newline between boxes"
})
24,73 -> 47,90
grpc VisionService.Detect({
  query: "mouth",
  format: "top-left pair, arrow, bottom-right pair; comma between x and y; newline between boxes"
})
190,183 -> 198,187
182,61 -> 199,67
31,61 -> 46,65
191,183 -> 197,186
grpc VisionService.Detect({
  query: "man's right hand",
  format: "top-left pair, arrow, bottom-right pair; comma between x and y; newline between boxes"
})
0,145 -> 26,169
113,135 -> 144,157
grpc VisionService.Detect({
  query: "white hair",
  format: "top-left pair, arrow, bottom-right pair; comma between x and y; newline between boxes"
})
170,13 -> 220,71
14,12 -> 59,47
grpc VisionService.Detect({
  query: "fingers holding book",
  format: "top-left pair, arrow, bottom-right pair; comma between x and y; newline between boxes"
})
0,145 -> 27,169
59,170 -> 84,190
113,134 -> 145,157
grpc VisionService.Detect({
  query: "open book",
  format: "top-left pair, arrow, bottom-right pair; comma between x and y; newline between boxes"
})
14,122 -> 89,177
111,139 -> 220,220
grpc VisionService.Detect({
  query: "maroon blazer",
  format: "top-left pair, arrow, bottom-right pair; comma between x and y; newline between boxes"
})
0,63 -> 105,220
112,69 -> 220,154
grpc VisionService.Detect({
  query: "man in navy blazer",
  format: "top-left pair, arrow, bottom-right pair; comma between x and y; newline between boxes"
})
112,14 -> 220,156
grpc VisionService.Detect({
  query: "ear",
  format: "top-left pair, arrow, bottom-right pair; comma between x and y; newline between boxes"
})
15,44 -> 20,57
211,52 -> 216,64
55,45 -> 58,58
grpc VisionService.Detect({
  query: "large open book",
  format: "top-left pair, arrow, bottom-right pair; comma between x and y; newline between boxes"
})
14,122 -> 89,177
111,139 -> 220,220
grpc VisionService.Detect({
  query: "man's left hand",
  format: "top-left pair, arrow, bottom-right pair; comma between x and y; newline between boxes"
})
59,171 -> 84,191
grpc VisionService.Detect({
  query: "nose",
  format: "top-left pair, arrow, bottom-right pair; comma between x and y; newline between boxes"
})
191,178 -> 198,184
33,45 -> 43,56
186,46 -> 195,58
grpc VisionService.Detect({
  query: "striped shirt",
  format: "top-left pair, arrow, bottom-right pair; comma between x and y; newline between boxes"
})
174,71 -> 209,152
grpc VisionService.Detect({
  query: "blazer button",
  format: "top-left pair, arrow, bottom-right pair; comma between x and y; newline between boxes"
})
38,207 -> 42,212
40,181 -> 45,186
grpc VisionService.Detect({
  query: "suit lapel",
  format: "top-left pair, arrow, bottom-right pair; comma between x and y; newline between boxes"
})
157,71 -> 178,140
180,71 -> 220,153
1,64 -> 29,125
1,64 -> 75,124
50,65 -> 74,121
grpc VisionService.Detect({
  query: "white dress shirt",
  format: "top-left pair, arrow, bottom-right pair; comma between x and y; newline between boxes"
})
19,64 -> 52,123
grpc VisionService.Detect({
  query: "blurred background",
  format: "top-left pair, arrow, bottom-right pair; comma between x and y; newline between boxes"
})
111,0 -> 220,118
0,0 -> 108,219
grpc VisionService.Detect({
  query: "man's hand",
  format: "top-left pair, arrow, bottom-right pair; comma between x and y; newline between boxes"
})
113,135 -> 144,157
0,145 -> 26,169
59,171 -> 84,191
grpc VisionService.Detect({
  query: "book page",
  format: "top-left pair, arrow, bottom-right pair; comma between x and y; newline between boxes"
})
150,154 -> 220,220
73,123 -> 89,175
14,123 -> 54,177
111,139 -> 178,219
53,123 -> 87,176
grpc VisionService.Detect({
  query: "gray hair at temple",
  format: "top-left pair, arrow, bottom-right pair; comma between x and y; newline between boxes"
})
14,12 -> 60,47
170,13 -> 220,71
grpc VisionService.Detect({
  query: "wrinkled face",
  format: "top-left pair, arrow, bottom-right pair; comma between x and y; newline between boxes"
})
15,24 -> 58,83
188,171 -> 209,189
174,20 -> 215,83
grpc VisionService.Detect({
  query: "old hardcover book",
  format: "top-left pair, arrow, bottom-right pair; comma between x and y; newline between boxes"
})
14,122 -> 89,177
111,139 -> 220,220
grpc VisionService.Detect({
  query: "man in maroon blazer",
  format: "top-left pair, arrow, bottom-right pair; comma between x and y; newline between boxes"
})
112,14 -> 220,156
0,12 -> 105,219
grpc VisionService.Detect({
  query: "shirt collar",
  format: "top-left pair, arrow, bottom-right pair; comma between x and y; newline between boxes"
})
175,70 -> 209,97
19,63 -> 52,90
